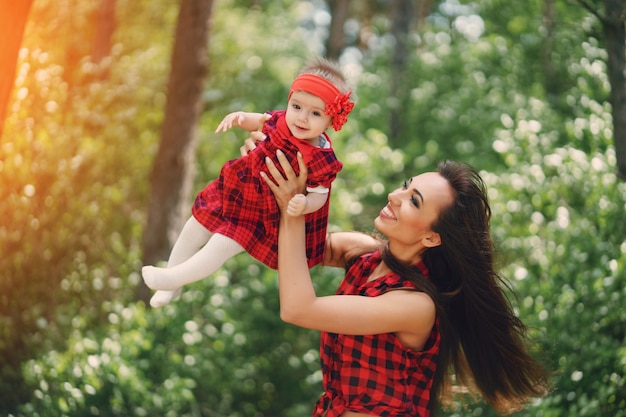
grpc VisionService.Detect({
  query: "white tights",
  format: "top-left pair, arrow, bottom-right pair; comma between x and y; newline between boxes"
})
142,216 -> 244,307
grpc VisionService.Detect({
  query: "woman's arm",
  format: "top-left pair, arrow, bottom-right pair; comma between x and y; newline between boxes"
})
261,151 -> 435,341
323,232 -> 382,268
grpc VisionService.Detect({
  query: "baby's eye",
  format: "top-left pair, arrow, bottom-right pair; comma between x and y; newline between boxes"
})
312,110 -> 322,117
292,103 -> 301,110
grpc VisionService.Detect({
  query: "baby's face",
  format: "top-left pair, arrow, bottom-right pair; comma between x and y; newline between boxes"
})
285,91 -> 332,144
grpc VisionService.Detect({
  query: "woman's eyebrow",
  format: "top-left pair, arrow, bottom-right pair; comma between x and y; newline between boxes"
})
408,179 -> 425,204
413,189 -> 424,204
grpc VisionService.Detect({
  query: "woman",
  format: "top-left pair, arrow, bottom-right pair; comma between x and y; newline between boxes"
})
260,150 -> 550,417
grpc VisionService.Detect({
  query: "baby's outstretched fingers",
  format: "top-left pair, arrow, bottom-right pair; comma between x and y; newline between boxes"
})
215,112 -> 244,133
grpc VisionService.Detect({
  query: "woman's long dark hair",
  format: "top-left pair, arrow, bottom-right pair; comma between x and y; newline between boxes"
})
380,161 -> 550,415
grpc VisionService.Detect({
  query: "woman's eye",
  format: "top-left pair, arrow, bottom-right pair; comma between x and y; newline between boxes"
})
403,179 -> 419,207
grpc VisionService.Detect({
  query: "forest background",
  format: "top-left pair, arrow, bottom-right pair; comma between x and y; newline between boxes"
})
1,0 -> 625,416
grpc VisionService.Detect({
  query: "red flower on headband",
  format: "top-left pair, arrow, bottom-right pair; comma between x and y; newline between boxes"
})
325,91 -> 354,131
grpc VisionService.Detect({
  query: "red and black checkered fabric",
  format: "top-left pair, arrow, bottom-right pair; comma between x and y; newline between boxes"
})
313,250 -> 440,417
192,110 -> 343,269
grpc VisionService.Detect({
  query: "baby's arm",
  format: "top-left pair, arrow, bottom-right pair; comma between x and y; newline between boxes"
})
215,111 -> 266,133
287,192 -> 328,217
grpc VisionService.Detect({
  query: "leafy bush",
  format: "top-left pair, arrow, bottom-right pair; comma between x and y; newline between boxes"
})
450,102 -> 626,417
0,0 -> 172,409
4,1 -> 626,416
17,262 -> 344,417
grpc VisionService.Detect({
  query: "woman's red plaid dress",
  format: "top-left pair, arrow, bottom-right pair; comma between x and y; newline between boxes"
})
314,250 -> 440,417
192,110 -> 343,269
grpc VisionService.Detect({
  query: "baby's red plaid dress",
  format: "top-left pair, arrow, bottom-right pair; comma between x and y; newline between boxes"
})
192,110 -> 342,269
314,250 -> 440,417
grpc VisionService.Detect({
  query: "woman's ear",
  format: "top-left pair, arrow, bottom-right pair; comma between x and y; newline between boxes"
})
422,232 -> 442,248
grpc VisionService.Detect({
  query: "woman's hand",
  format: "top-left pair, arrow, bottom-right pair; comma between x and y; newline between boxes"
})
239,131 -> 264,156
261,150 -> 308,213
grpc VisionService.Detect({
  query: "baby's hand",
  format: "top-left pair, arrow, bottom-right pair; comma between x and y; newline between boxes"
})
287,194 -> 307,217
215,112 -> 245,133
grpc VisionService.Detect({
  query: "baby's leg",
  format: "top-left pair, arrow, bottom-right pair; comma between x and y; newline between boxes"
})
143,231 -> 243,292
148,216 -> 212,307
168,217 -> 213,267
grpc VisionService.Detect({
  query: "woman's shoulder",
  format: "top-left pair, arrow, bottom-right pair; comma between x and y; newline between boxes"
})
324,232 -> 383,268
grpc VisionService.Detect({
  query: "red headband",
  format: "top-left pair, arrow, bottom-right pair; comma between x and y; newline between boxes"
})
289,74 -> 354,131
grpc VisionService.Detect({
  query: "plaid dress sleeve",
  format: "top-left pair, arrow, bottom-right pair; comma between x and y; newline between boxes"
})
191,110 -> 342,269
313,251 -> 440,417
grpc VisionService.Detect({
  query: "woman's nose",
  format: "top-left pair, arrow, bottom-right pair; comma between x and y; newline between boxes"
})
388,189 -> 401,204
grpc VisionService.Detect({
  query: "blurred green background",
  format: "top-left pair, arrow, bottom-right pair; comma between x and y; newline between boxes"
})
1,0 -> 625,416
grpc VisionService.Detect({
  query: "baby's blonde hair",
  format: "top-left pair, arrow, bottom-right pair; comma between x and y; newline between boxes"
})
298,57 -> 353,96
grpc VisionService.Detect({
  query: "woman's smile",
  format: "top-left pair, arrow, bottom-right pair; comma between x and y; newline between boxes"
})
380,204 -> 397,221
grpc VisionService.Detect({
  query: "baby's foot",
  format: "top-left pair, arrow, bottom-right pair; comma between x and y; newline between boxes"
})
150,289 -> 182,308
142,265 -> 179,291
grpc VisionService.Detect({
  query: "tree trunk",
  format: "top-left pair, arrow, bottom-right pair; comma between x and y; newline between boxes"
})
389,0 -> 414,147
92,0 -> 116,68
604,0 -> 626,179
0,0 -> 34,139
138,0 -> 214,302
326,0 -> 349,60
542,0 -> 560,102
415,0 -> 431,30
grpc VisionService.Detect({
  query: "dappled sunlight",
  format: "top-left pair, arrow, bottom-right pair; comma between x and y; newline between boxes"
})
2,0 -> 625,415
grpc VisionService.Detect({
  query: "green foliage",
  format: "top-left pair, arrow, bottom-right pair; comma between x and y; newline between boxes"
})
0,0 -> 175,410
16,263 -> 340,417
477,114 -> 626,417
3,0 -> 625,416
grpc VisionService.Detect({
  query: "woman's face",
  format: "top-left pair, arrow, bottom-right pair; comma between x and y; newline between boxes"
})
374,172 -> 454,261
285,91 -> 332,143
